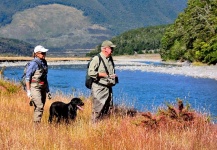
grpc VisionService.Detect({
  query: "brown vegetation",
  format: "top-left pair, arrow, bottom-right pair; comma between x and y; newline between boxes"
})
0,79 -> 217,150
114,54 -> 162,61
0,54 -> 162,63
138,99 -> 210,130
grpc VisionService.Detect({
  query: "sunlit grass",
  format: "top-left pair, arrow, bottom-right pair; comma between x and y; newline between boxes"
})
192,61 -> 208,66
0,79 -> 217,150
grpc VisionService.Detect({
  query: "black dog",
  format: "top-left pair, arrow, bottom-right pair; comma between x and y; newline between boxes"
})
48,98 -> 84,124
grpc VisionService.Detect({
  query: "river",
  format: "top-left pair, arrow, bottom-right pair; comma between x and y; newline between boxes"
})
2,60 -> 217,121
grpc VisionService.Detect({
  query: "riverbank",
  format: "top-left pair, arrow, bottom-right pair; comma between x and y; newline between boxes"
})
115,54 -> 217,80
0,54 -> 160,62
116,63 -> 217,80
1,54 -> 217,80
114,54 -> 162,62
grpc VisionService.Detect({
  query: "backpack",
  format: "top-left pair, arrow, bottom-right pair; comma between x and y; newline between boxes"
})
20,59 -> 43,91
85,54 -> 102,89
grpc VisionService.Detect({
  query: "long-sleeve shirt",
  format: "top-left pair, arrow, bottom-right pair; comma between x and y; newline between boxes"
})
25,57 -> 49,91
88,52 -> 116,86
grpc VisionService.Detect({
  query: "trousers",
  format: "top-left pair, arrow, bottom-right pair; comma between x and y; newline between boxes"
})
91,82 -> 113,123
31,87 -> 46,122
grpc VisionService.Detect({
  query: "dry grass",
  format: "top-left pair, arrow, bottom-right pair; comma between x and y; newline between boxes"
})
0,79 -> 217,150
0,56 -> 90,61
0,54 -> 162,62
114,54 -> 162,61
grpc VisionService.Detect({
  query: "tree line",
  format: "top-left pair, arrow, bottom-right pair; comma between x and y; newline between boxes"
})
0,37 -> 33,56
88,0 -> 217,65
86,25 -> 168,57
160,0 -> 217,64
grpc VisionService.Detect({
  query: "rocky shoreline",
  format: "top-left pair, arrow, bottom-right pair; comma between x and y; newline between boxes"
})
116,61 -> 217,80
115,57 -> 217,80
1,55 -> 217,81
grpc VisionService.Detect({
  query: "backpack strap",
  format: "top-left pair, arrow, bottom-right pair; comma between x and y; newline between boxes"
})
87,54 -> 101,69
98,55 -> 115,75
21,59 -> 43,78
110,56 -> 115,73
97,54 -> 102,68
98,55 -> 108,75
88,54 -> 113,76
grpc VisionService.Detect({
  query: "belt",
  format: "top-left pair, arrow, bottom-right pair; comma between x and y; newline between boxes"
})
31,80 -> 45,84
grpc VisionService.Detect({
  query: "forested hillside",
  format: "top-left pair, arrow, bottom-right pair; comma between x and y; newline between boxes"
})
160,0 -> 217,64
0,38 -> 33,56
112,25 -> 168,55
87,25 -> 168,56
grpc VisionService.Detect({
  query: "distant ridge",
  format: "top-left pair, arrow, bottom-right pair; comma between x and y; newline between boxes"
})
0,0 -> 187,53
0,4 -> 111,51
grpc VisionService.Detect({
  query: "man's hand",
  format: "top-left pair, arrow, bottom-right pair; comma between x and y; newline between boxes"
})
109,74 -> 117,79
47,92 -> 52,99
27,90 -> 32,99
98,72 -> 108,78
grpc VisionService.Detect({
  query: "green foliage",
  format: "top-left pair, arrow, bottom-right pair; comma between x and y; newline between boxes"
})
88,25 -> 168,56
160,0 -> 217,64
204,36 -> 217,64
0,79 -> 20,94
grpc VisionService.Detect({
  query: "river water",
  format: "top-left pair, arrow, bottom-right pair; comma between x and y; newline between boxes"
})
3,62 -> 217,121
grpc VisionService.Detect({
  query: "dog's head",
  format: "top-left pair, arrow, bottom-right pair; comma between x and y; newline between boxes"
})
70,98 -> 84,110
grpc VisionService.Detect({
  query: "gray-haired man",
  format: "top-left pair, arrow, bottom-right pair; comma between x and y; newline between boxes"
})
88,40 -> 118,123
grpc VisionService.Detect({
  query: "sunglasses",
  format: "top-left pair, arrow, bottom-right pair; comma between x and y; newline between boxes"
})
38,52 -> 46,55
105,47 -> 114,51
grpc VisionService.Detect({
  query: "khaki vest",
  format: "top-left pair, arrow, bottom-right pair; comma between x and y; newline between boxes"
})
31,65 -> 48,89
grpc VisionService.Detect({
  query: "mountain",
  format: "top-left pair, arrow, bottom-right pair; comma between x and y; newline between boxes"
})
0,0 -> 187,54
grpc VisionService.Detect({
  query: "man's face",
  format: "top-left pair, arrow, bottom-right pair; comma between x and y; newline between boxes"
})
104,47 -> 113,56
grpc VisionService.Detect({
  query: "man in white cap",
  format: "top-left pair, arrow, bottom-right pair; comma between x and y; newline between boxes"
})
25,45 -> 51,123
88,40 -> 118,123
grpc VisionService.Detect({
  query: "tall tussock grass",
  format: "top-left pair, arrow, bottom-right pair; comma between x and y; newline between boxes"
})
0,79 -> 217,150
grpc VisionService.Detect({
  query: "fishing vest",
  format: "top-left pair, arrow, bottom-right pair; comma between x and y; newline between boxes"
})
31,62 -> 48,89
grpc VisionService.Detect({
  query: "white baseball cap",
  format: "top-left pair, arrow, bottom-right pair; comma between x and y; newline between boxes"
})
34,45 -> 48,53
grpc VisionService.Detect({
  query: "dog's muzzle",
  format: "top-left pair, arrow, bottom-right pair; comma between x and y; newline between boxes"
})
77,104 -> 84,111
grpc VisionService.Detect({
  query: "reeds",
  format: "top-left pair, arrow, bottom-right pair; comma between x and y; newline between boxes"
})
0,79 -> 217,150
